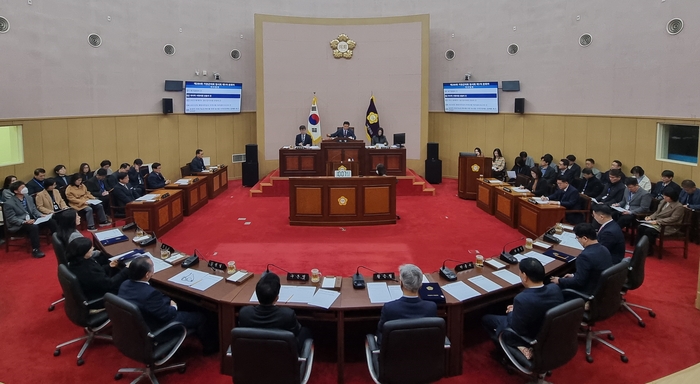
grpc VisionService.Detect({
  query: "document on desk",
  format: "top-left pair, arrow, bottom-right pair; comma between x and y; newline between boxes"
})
286,286 -> 317,303
388,285 -> 403,300
136,194 -> 159,202
492,269 -> 522,285
145,253 -> 172,273
533,241 -> 552,249
367,282 -> 393,304
321,277 -> 336,289
95,228 -> 125,241
174,179 -> 191,185
190,274 -> 223,291
168,269 -> 210,287
468,275 -> 502,292
513,187 -> 530,193
442,281 -> 481,301
307,289 -> 340,309
553,232 -> 584,250
33,214 -> 53,225
277,285 -> 297,302
422,274 -> 430,284
250,291 -> 258,302
521,251 -> 555,266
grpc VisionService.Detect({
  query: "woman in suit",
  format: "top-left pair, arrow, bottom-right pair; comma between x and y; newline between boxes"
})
491,148 -> 506,180
65,173 -> 110,231
637,188 -> 686,254
527,166 -> 550,197
34,178 -> 69,214
66,237 -> 129,309
79,163 -> 94,181
1,175 -> 17,202
371,127 -> 389,146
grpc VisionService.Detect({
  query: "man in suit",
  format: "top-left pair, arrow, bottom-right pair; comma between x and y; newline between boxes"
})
600,160 -> 626,185
519,151 -> 535,168
327,121 -> 356,140
679,180 -> 700,209
111,173 -> 139,217
295,125 -> 313,147
551,223 -> 613,297
615,177 -> 653,229
482,258 -> 563,347
556,158 -> 577,184
539,156 -> 557,186
592,204 -> 627,264
575,168 -> 604,198
106,163 -> 130,190
566,154 -> 582,179
146,162 -> 170,190
238,272 -> 311,351
53,165 -> 70,188
85,168 -> 111,209
3,180 -> 57,258
128,159 -> 146,197
596,169 -> 626,206
584,158 -> 602,179
544,176 -> 583,224
190,149 -> 206,173
26,168 -> 47,195
118,256 -> 216,354
651,170 -> 682,200
376,264 -> 437,345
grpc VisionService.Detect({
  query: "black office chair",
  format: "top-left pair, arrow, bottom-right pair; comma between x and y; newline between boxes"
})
48,233 -> 68,311
181,165 -> 192,178
364,317 -> 450,384
104,293 -> 187,384
621,235 -> 656,327
53,264 -> 112,366
228,328 -> 314,384
499,299 -> 586,383
563,261 -> 630,363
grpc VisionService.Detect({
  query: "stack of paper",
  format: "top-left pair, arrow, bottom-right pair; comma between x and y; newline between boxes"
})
95,228 -> 125,242
442,281 -> 481,301
174,179 -> 190,185
468,275 -> 502,292
321,277 -> 337,289
34,214 -> 53,225
513,187 -> 530,193
492,269 -> 522,285
136,194 -> 159,202
367,282 -> 402,304
517,251 -> 555,266
87,199 -> 103,205
553,232 -> 584,250
308,289 -> 341,309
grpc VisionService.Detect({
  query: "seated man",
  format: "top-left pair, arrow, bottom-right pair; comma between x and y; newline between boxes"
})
190,149 -> 206,172
295,125 -> 313,147
35,178 -> 69,214
542,176 -> 583,224
600,160 -> 626,186
551,223 -> 613,297
105,163 -> 130,190
679,180 -> 700,209
53,164 -> 70,188
26,168 -> 47,195
583,158 -> 601,179
566,154 -> 581,178
119,256 -> 216,354
85,168 -> 111,208
519,151 -> 535,168
539,156 -> 557,187
3,180 -> 57,258
238,272 -> 311,351
327,121 -> 356,139
630,165 -> 652,192
111,173 -> 139,217
592,204 -> 626,264
574,168 -> 603,198
615,177 -> 652,230
128,159 -> 146,197
651,170 -> 682,200
482,258 -> 563,356
376,264 -> 437,345
146,162 -> 170,190
556,158 -> 576,184
595,169 -> 625,206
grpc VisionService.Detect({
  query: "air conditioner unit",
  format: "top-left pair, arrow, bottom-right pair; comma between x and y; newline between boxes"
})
232,153 -> 246,163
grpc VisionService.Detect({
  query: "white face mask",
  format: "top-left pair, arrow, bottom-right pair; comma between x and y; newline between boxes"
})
20,187 -> 29,195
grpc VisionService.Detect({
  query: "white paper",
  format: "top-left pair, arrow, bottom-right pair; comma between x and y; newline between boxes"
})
530,198 -> 547,205
533,241 -> 552,249
468,275 -> 502,292
203,157 -> 211,166
95,228 -> 125,241
168,269 -> 210,286
388,285 -> 403,300
307,289 -> 340,309
611,206 -> 627,213
174,179 -> 190,185
277,285 -> 297,302
321,277 -> 336,289
227,271 -> 247,282
422,274 -> 430,284
442,281 -> 481,301
561,224 -> 574,231
87,199 -> 103,205
521,251 -> 555,266
33,214 -> 53,225
485,259 -> 506,269
145,253 -> 172,273
507,171 -> 516,179
286,286 -> 317,303
164,253 -> 186,264
250,291 -> 258,302
136,194 -> 159,202
190,274 -> 223,291
367,282 -> 393,304
492,269 -> 522,285
132,235 -> 150,242
513,187 -> 530,193
553,232 -> 584,250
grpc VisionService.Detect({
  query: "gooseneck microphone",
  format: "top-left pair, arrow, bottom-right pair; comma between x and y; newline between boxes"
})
500,237 -> 525,264
353,266 -> 369,289
440,259 -> 472,281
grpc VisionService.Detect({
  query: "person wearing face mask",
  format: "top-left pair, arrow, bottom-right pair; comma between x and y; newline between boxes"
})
2,180 -> 58,258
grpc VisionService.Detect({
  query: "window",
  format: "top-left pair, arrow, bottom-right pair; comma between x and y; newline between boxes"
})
656,123 -> 699,165
0,125 -> 24,167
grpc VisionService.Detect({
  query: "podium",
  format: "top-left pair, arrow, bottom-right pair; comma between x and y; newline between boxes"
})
458,155 -> 492,200
322,140 -> 365,174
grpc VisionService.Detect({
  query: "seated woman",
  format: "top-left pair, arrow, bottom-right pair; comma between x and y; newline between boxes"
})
1,175 -> 17,203
371,127 -> 389,146
527,166 -> 550,197
56,208 -> 106,263
53,164 -> 70,188
65,173 -> 111,231
637,188 -> 686,255
79,163 -> 94,181
491,148 -> 506,180
35,178 -> 69,214
66,237 -> 129,309
509,157 -> 530,181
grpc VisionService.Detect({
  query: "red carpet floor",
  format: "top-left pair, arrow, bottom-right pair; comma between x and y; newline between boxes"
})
1,178 -> 699,383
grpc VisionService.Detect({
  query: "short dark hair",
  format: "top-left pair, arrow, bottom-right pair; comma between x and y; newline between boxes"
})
256,273 -> 281,305
556,175 -> 569,183
69,173 -> 82,186
343,121 -> 350,126
117,172 -> 129,181
566,154 -> 576,162
119,163 -> 130,170
609,169 -> 623,178
625,177 -> 639,186
133,159 -> 143,166
585,158 -> 595,164
128,256 -> 153,280
612,160 -> 622,167
560,159 -> 570,166
152,162 -> 161,169
100,160 -> 111,167
376,163 -> 387,176
574,223 -> 598,240
299,125 -> 306,131
540,156 -> 551,165
592,204 -> 613,216
518,257 -> 545,283
43,178 -> 56,189
9,180 -> 25,193
34,168 -> 46,176
196,149 -> 203,155
581,168 -> 593,175
662,187 -> 680,201
630,166 -> 645,176
2,175 -> 16,190
53,165 -> 66,175
681,179 -> 696,188
66,237 -> 93,263
661,170 -> 674,178
96,168 -> 107,176
519,151 -> 528,158
543,154 -> 553,163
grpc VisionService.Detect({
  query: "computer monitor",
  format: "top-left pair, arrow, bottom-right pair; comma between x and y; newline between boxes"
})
459,152 -> 477,157
393,133 -> 405,147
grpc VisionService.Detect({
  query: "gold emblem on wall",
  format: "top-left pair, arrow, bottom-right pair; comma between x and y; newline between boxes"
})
471,164 -> 481,172
338,196 -> 348,206
330,34 -> 356,59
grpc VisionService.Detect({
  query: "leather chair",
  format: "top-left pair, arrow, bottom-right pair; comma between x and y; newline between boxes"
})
621,235 -> 656,327
104,293 -> 187,384
514,174 -> 532,188
563,261 -> 630,363
657,207 -> 693,259
628,198 -> 660,245
364,317 -> 450,384
1,203 -> 30,252
228,328 -> 314,384
181,165 -> 192,178
48,233 -> 68,311
499,298 -> 586,383
563,193 -> 592,224
53,264 -> 112,366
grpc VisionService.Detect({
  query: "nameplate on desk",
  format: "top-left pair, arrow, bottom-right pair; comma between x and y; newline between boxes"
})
334,170 -> 352,178
207,260 -> 227,272
372,272 -> 396,281
454,262 -> 475,272
287,273 -> 310,282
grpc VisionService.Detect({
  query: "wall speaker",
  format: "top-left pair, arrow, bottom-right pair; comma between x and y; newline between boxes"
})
245,144 -> 258,164
425,159 -> 442,184
162,98 -> 173,114
514,98 -> 525,114
427,142 -> 439,160
242,162 -> 259,187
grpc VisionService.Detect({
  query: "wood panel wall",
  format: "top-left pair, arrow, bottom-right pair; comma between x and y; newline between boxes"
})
428,113 -> 700,182
0,113 -> 256,184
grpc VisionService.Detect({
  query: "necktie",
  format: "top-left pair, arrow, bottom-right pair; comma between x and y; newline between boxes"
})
583,180 -> 588,192
344,130 -> 347,136
302,134 -> 305,142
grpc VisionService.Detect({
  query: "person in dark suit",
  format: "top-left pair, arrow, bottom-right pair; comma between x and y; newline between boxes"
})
551,223 -> 613,297
105,163 -> 130,191
376,264 -> 437,345
79,163 -> 94,181
238,272 -> 311,351
371,127 -> 389,146
527,167 -> 550,197
600,160 -> 626,186
615,177 -> 653,229
146,162 -> 170,190
539,156 -> 557,187
66,237 -> 128,309
566,154 -> 582,179
556,158 -> 577,184
26,168 -> 47,195
596,169 -> 626,206
482,258 -> 563,348
2,180 -> 57,258
575,168 -> 604,198
544,176 -> 583,224
327,121 -> 356,139
592,205 -> 627,264
100,160 -> 113,176
190,149 -> 206,172
118,256 -> 216,354
85,168 -> 111,208
128,159 -> 146,197
651,170 -> 682,200
679,180 -> 700,209
53,165 -> 70,188
111,173 -> 139,217
295,125 -> 313,147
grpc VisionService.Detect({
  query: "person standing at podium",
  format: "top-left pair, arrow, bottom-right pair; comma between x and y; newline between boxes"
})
190,149 -> 206,172
295,125 -> 313,147
327,121 -> 356,139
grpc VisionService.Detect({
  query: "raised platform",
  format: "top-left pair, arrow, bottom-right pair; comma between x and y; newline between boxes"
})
250,168 -> 435,197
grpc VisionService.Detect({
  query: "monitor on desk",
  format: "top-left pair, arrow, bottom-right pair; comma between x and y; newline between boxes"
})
459,152 -> 477,157
393,133 -> 405,147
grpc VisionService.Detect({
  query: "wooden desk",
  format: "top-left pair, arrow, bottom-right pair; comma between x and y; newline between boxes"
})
125,189 -> 183,237
164,176 -> 209,216
193,165 -> 228,199
289,176 -> 397,226
494,187 -> 533,228
364,147 -> 406,176
325,161 -> 360,176
279,148 -> 324,177
517,197 -> 566,239
458,155 -> 492,200
476,178 -> 505,215
322,140 -> 364,165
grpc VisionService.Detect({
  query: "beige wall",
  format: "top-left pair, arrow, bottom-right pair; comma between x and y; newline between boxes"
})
429,112 -> 700,182
0,113 -> 256,184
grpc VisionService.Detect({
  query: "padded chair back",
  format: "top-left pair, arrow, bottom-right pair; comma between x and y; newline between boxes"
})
104,293 -> 155,365
587,261 -> 629,323
515,174 -> 531,188
379,317 -> 446,384
626,235 -> 649,290
531,298 -> 586,373
231,327 -> 301,384
58,186 -> 68,204
57,264 -> 92,328
51,233 -> 68,266
181,165 -> 191,178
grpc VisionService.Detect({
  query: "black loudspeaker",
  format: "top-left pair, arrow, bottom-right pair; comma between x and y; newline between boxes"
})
514,98 -> 525,114
245,144 -> 258,164
427,142 -> 439,160
425,159 -> 442,184
162,98 -> 173,114
242,162 -> 259,187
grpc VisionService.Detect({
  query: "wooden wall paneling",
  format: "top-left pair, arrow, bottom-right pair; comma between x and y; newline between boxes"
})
91,117 -> 118,171
483,114 -> 505,160
66,118 -> 95,173
136,116 -> 161,165
542,115 -> 566,161
215,115 -> 235,179
466,115 -> 486,152
635,119 -> 662,180
446,113 -> 464,177
608,117 -> 637,175
0,165 -> 17,181
157,116 -> 181,182
428,112 -> 438,143
563,116 -> 588,161
197,116 -> 218,164
15,120 -> 43,180
693,120 -> 700,183
178,115 -> 199,169
585,117 -> 612,172
502,114 -> 524,162
115,116 -> 139,166
40,119 -> 70,173
522,115 -> 545,161
661,161 -> 693,181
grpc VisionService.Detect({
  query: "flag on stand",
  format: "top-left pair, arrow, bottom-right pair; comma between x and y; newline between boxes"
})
365,95 -> 380,142
308,96 -> 321,145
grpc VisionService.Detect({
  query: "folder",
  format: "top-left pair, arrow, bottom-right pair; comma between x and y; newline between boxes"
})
419,282 -> 446,304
